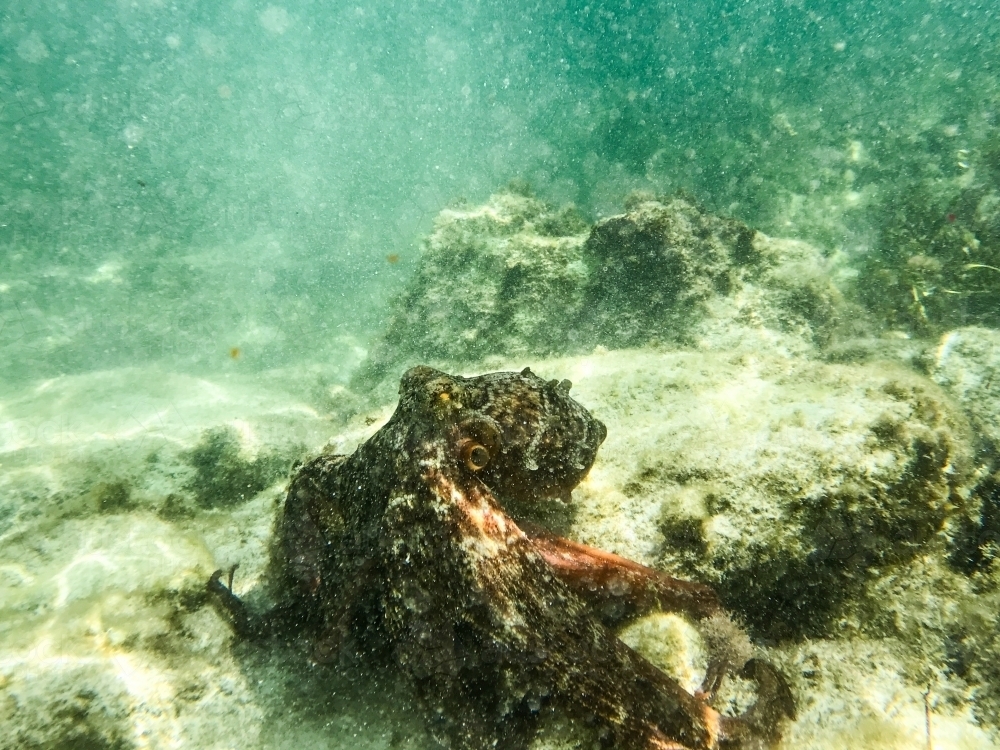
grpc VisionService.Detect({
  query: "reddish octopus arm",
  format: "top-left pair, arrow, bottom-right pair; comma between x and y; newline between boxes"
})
522,522 -> 721,623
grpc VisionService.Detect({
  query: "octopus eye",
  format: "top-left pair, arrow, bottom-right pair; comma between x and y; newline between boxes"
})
462,442 -> 491,471
455,417 -> 500,472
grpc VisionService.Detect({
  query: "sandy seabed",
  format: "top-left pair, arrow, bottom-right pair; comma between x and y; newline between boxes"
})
1,340 -> 998,750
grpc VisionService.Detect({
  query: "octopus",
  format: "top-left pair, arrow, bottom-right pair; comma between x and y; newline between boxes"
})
209,366 -> 794,750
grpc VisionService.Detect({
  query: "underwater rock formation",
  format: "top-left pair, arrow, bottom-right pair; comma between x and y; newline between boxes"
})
2,346 -> 997,748
929,326 -> 1000,450
355,189 -> 591,391
523,349 -> 980,640
355,189 -> 850,395
0,369 -> 344,750
577,193 -> 752,344
0,513 -> 264,750
580,193 -> 852,354
2,661 -> 137,750
484,349 -> 997,745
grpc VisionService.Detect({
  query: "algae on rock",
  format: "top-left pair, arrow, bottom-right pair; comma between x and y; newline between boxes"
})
1,662 -> 136,750
577,192 -> 755,345
356,189 -> 853,394
928,326 -> 1000,580
0,514 -> 264,750
519,349 -> 979,639
858,154 -> 1000,334
579,193 -> 853,355
354,188 -> 591,391
183,425 -> 292,509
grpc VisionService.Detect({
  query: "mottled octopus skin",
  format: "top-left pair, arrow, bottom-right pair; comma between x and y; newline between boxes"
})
209,366 -> 792,750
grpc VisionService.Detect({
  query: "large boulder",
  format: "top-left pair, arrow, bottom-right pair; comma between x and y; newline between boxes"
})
355,189 -> 591,391
355,189 -> 854,394
518,349 -> 980,639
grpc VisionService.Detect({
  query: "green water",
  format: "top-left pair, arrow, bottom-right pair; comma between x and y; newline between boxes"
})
3,0 -> 997,383
3,2 -> 1000,749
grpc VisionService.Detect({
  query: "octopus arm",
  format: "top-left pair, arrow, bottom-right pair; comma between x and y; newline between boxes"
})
381,483 -> 538,749
521,522 -> 721,625
416,471 -> 726,749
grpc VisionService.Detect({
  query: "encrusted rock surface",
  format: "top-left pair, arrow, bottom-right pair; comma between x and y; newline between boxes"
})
0,513 -> 264,750
928,326 -> 1000,449
355,189 -> 591,391
356,190 -> 852,394
522,349 -> 980,639
1,347 -> 996,749
577,192 -> 756,345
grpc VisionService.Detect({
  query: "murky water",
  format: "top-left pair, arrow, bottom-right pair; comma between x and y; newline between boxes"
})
2,2 -> 1000,749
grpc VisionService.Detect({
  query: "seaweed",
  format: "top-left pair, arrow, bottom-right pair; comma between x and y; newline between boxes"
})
182,426 -> 287,509
857,161 -> 1000,333
89,480 -> 135,515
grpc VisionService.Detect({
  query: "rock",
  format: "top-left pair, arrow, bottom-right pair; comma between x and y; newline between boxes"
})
0,662 -> 136,750
579,194 -> 856,355
617,613 -> 707,695
849,546 -> 1000,733
513,348 -> 996,745
0,514 -> 264,750
927,325 -> 1000,588
578,192 -> 754,345
768,634 -> 996,750
0,366 -> 358,750
354,190 -> 854,394
690,232 -> 856,356
928,326 -> 1000,449
354,189 -> 591,393
518,349 -> 979,639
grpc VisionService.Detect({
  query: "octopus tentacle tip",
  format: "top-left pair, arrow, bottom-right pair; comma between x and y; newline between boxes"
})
716,658 -> 796,748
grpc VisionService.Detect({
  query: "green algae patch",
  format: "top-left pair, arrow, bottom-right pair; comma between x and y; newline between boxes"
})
182,426 -> 290,509
90,480 -> 136,515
